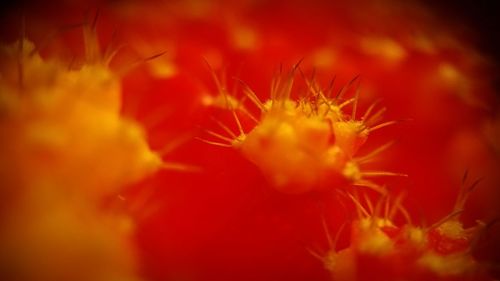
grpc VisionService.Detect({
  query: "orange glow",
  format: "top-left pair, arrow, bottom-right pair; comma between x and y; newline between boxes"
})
1,1 -> 499,281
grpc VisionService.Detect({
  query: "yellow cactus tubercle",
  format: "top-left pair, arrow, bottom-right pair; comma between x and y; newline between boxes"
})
0,31 -> 162,281
417,252 -> 477,277
200,64 -> 401,194
0,39 -> 162,198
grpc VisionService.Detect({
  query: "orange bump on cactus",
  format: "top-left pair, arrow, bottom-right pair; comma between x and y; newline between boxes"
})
200,64 -> 402,193
312,174 -> 494,281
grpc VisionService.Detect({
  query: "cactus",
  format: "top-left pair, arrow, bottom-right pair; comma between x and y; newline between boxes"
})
0,1 -> 499,281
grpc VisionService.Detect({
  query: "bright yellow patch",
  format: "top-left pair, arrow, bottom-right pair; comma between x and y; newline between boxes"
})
418,252 -> 476,277
436,220 -> 466,240
361,37 -> 407,64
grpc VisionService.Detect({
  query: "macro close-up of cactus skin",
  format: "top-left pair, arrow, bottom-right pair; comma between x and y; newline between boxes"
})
1,0 -> 500,281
